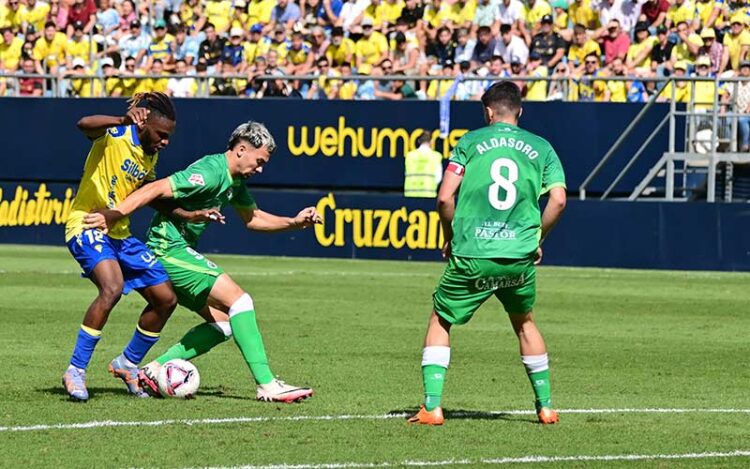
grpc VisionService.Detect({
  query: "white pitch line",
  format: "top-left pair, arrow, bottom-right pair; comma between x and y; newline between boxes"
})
0,269 -> 434,278
197,450 -> 750,469
1,408 -> 749,433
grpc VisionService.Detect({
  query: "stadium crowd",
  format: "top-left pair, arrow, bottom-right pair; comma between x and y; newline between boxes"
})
0,0 -> 750,101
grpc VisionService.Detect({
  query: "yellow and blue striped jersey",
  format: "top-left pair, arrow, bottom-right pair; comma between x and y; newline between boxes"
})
65,125 -> 158,241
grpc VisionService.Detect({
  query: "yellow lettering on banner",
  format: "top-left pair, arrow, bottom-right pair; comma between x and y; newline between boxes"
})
313,194 -> 446,252
358,128 -> 378,158
288,126 -> 319,156
320,127 -> 338,157
352,210 -> 373,248
427,211 -> 444,249
338,116 -> 358,157
0,183 -> 75,227
314,193 -> 335,246
376,128 -> 410,158
389,207 -> 407,249
372,210 -> 390,248
406,210 -> 428,249
288,116 -> 467,159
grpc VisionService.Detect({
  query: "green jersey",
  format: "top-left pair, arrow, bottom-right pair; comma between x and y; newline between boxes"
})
145,153 -> 257,256
448,122 -> 566,259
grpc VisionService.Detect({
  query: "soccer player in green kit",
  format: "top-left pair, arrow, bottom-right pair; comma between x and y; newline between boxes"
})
408,81 -> 567,425
85,121 -> 319,402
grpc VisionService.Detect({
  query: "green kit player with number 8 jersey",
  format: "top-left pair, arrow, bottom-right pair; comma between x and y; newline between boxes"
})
409,81 -> 567,426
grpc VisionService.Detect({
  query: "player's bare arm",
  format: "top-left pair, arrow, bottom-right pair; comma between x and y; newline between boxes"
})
236,206 -> 322,232
536,186 -> 566,265
150,199 -> 226,225
436,169 -> 463,259
76,107 -> 150,140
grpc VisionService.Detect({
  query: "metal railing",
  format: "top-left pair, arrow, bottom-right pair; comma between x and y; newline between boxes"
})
0,72 -> 698,100
577,76 -> 750,202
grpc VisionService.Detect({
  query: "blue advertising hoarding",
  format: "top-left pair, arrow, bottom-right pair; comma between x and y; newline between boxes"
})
1,182 -> 749,271
0,98 -> 672,194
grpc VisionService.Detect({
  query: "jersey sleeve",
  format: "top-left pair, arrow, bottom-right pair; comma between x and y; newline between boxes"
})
229,182 -> 258,210
448,135 -> 471,168
541,146 -> 566,194
168,159 -> 221,200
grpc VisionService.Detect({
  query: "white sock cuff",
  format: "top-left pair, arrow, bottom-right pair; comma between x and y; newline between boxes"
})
521,353 -> 549,373
228,293 -> 254,318
210,321 -> 232,338
422,346 -> 451,368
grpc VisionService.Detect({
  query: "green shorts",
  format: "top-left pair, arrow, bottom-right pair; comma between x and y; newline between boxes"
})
157,246 -> 224,313
433,255 -> 536,325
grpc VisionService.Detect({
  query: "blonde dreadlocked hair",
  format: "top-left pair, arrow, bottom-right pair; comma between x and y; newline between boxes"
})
127,92 -> 177,121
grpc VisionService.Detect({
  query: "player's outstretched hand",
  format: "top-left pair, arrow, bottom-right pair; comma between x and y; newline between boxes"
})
534,246 -> 543,265
83,209 -> 122,235
294,207 -> 322,229
190,208 -> 226,224
123,107 -> 150,129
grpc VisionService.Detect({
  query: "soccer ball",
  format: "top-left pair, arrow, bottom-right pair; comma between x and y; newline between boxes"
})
157,359 -> 200,399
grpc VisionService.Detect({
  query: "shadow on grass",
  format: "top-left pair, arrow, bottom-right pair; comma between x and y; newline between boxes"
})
388,408 -> 536,424
38,386 -> 133,399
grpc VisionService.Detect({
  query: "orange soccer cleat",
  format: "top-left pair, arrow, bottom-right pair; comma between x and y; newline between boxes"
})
407,405 -> 445,425
537,407 -> 560,424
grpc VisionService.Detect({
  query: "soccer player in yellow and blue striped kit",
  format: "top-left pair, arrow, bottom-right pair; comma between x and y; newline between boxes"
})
62,92 -> 179,401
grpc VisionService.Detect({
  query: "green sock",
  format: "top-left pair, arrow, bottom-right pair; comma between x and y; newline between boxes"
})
422,364 -> 447,411
156,323 -> 229,365
229,309 -> 274,385
528,369 -> 552,409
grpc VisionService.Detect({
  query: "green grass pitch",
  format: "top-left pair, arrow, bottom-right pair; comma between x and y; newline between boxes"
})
1,244 -> 749,468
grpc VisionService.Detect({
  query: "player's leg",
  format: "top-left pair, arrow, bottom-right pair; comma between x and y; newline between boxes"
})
207,273 -> 313,402
63,231 -> 124,401
157,306 -> 232,365
108,237 -> 176,397
140,306 -> 232,395
497,261 -> 558,424
409,256 -> 490,425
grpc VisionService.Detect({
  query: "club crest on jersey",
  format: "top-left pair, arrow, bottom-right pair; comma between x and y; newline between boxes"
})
188,174 -> 205,186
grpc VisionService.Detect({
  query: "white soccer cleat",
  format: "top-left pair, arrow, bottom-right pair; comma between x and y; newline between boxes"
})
256,379 -> 313,403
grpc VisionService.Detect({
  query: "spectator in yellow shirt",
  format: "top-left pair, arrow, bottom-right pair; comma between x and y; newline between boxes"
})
135,58 -> 169,93
0,27 -> 23,71
691,55 -> 720,109
524,0 -> 553,31
569,0 -> 598,31
67,58 -> 103,97
568,24 -> 601,70
327,26 -> 356,66
525,51 -> 549,100
242,23 -> 270,68
205,0 -> 232,35
379,0 -> 406,29
658,60 -> 690,102
65,21 -> 91,69
230,0 -> 249,30
426,60 -> 456,99
670,21 -> 702,65
336,62 -> 358,99
423,0 -> 453,31
450,0 -> 476,30
33,21 -> 67,74
721,13 -> 750,72
19,0 -> 50,35
606,57 -> 628,102
248,0 -> 275,25
626,22 -> 656,73
0,0 -> 23,32
355,18 -> 389,69
666,0 -> 696,28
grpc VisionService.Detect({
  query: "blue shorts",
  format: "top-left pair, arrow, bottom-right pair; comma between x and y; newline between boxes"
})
67,229 -> 169,295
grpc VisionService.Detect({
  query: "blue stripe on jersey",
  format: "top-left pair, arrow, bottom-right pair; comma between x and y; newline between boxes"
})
130,124 -> 141,147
